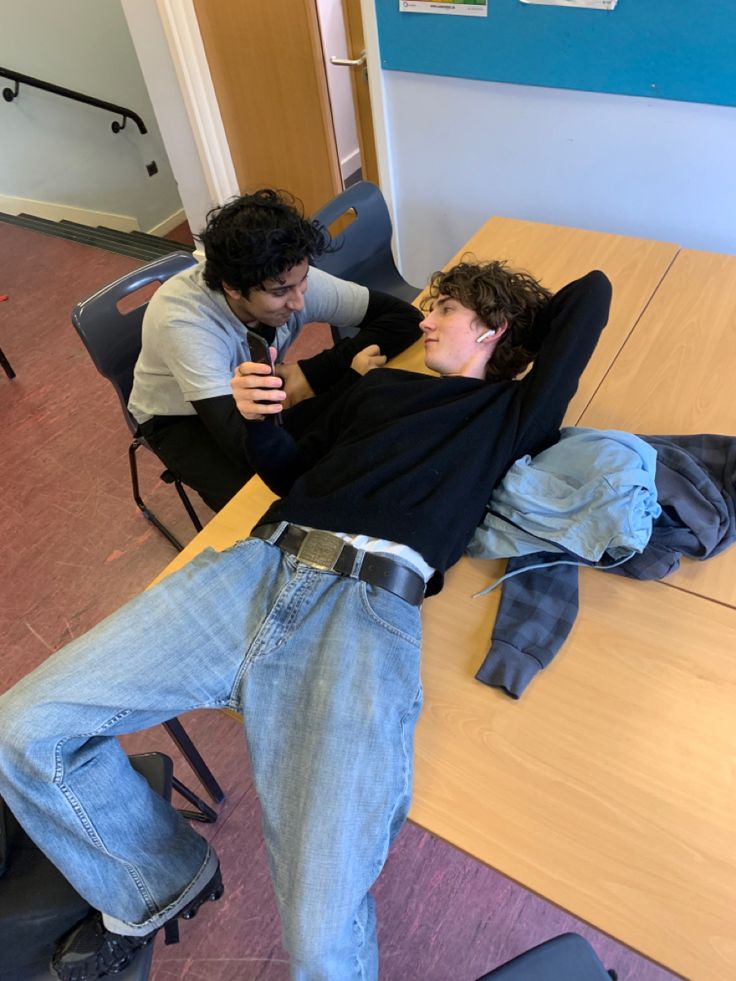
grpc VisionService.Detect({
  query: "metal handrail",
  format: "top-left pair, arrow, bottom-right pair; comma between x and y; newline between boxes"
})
0,66 -> 147,135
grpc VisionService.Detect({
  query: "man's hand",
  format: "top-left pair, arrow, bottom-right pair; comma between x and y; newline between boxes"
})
274,362 -> 316,409
351,344 -> 387,376
231,352 -> 286,420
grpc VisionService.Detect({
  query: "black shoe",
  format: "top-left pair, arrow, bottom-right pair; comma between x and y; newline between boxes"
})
50,863 -> 224,980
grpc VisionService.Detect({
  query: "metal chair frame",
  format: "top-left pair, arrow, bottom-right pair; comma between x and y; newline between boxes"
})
128,437 -> 202,552
71,252 -> 203,553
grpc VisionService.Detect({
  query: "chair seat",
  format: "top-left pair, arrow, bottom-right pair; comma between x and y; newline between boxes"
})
0,753 -> 171,980
0,818 -> 89,977
345,256 -> 420,303
0,945 -> 154,981
474,933 -> 614,980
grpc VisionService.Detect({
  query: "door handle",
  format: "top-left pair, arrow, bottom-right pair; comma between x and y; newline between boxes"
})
330,51 -> 366,68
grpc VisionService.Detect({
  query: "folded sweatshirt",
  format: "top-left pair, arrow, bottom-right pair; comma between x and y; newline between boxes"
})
469,427 -> 660,563
476,432 -> 736,698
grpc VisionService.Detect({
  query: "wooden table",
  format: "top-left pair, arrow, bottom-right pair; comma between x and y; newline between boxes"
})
153,223 -> 736,980
580,247 -> 736,608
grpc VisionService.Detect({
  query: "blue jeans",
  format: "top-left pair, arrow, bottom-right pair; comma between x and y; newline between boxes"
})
0,530 -> 423,980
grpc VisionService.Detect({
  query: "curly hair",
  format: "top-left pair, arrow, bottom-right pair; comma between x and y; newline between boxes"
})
198,189 -> 333,295
422,258 -> 553,382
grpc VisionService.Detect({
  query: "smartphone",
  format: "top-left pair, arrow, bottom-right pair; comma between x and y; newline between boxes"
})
248,332 -> 274,370
247,333 -> 283,425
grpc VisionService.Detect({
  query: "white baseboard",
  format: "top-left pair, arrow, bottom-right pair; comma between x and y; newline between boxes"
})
340,148 -> 361,182
147,208 -> 187,237
0,195 -> 140,232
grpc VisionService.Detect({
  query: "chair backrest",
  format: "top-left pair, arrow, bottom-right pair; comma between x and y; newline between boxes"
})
70,252 -> 197,435
311,181 -> 420,302
474,934 -> 614,981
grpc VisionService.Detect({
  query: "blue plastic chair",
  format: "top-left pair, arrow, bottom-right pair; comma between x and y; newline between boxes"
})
474,933 -> 617,980
71,251 -> 201,552
311,181 -> 421,340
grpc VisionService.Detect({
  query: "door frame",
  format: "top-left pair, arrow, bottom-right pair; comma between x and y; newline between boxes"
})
358,0 -> 401,257
124,0 -> 398,243
155,0 -> 238,204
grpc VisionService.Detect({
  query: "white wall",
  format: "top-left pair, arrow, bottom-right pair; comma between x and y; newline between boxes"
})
316,0 -> 361,182
120,0 -> 227,241
380,71 -> 736,286
0,0 -> 182,231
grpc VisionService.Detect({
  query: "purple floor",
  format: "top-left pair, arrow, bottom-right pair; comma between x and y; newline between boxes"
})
0,222 -> 683,980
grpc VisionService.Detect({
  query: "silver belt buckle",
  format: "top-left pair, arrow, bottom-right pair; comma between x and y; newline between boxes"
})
296,530 -> 344,571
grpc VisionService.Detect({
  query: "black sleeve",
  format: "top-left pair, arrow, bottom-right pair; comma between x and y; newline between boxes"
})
244,382 -> 355,498
297,290 -> 422,393
277,368 -> 361,440
242,421 -> 311,498
191,394 -> 250,467
191,367 -> 363,473
515,270 -> 612,457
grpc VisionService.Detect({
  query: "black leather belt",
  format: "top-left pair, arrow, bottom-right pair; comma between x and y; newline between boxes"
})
251,523 -> 425,607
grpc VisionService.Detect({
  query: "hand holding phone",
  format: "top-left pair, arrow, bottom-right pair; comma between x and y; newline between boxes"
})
248,332 -> 275,371
231,334 -> 285,423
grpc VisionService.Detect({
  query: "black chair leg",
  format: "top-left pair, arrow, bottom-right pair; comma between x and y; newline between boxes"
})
128,440 -> 185,551
173,478 -> 203,532
172,776 -> 218,823
163,718 -> 225,805
0,345 -> 16,380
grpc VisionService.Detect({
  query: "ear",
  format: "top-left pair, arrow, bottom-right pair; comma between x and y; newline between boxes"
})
222,282 -> 241,299
476,319 -> 508,344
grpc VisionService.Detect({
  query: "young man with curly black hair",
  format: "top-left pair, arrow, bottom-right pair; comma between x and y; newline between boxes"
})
0,259 -> 611,980
128,189 -> 422,511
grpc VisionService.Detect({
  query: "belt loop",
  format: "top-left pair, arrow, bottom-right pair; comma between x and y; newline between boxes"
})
265,521 -> 288,545
349,547 -> 365,578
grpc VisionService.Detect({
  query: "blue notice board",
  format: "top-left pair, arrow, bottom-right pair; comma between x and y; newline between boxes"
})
378,1 -> 736,108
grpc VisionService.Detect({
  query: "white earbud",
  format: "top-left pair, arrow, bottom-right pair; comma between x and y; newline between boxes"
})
475,328 -> 496,343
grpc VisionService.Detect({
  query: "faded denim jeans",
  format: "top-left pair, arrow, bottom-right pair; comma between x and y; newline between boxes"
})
0,529 -> 423,980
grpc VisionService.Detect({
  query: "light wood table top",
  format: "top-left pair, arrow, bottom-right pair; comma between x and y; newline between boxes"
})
580,247 -> 736,608
152,477 -> 277,582
151,224 -> 736,980
391,216 -> 678,424
414,557 -> 736,981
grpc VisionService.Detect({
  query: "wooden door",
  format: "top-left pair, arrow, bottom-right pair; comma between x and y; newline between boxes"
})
192,0 -> 342,215
340,0 -> 378,186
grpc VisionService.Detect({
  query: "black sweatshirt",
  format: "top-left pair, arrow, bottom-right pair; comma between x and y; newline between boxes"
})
189,289 -> 423,465
246,272 -> 612,594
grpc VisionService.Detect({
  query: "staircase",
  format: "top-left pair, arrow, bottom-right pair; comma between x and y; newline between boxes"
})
0,212 -> 195,261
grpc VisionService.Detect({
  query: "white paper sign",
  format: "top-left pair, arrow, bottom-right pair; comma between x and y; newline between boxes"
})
518,0 -> 618,9
400,1 -> 489,16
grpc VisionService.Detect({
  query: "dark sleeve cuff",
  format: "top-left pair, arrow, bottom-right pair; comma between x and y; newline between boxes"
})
298,347 -> 346,394
475,641 -> 544,699
298,289 -> 422,393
